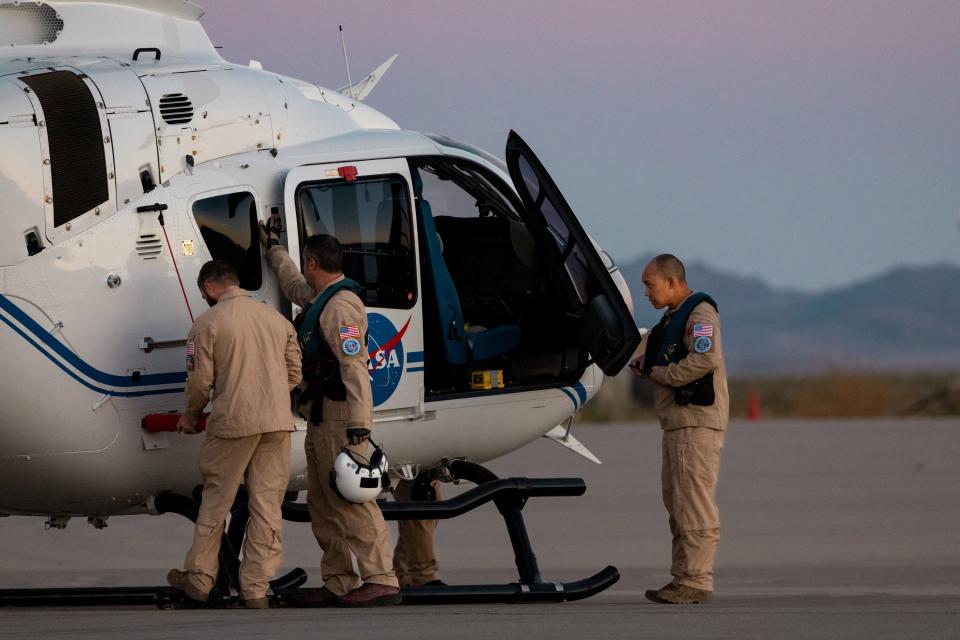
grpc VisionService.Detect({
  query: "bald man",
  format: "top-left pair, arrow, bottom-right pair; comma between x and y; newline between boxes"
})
630,254 -> 728,605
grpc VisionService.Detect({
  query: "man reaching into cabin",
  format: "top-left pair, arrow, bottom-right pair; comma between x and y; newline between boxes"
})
261,223 -> 444,593
261,225 -> 402,607
630,254 -> 728,605
167,260 -> 302,609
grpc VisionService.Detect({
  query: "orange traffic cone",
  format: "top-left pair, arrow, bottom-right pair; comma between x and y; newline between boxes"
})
747,391 -> 761,421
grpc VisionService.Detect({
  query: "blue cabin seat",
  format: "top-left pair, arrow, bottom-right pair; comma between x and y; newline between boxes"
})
412,169 -> 521,366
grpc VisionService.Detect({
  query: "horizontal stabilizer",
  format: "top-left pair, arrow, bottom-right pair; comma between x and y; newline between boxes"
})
543,424 -> 602,465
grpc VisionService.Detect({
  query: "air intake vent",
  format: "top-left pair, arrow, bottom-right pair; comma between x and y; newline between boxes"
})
137,234 -> 163,260
21,70 -> 109,228
0,3 -> 63,46
159,93 -> 194,125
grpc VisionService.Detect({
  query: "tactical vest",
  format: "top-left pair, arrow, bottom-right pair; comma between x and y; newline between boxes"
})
295,278 -> 364,422
642,292 -> 718,407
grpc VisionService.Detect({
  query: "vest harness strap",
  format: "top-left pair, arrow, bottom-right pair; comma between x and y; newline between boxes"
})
642,292 -> 718,407
295,278 -> 364,423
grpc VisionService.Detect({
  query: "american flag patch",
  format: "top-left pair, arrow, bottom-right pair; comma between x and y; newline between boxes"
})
692,324 -> 713,338
339,325 -> 360,340
186,339 -> 195,355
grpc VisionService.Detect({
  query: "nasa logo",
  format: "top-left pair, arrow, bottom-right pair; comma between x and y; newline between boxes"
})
366,313 -> 410,407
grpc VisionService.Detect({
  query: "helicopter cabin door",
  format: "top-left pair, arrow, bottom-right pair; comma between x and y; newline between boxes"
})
283,159 -> 424,420
505,131 -> 640,375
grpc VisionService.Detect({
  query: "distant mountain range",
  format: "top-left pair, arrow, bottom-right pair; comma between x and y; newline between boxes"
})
619,257 -> 960,375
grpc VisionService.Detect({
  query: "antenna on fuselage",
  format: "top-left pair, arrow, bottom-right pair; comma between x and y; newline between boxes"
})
339,25 -> 355,99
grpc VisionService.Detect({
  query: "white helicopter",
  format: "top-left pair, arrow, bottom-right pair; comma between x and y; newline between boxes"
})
0,0 -> 639,605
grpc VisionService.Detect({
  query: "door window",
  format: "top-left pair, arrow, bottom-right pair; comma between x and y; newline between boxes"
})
295,175 -> 416,309
506,131 -> 640,375
516,155 -> 591,305
191,191 -> 262,290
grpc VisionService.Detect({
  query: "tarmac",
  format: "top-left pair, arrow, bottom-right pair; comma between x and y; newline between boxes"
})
1,418 -> 959,639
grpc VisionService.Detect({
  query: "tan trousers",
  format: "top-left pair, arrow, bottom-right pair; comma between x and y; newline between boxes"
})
393,478 -> 440,587
305,397 -> 399,596
661,426 -> 724,592
183,430 -> 291,600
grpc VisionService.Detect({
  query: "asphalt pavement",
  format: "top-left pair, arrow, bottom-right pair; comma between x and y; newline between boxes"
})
1,418 -> 958,639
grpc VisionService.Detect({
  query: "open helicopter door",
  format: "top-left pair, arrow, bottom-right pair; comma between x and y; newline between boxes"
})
283,159 -> 425,419
505,131 -> 640,375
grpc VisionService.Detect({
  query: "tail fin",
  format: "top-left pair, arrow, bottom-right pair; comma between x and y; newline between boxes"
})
337,54 -> 398,101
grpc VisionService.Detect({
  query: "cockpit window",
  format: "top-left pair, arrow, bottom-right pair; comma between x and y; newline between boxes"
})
191,191 -> 262,291
295,175 -> 416,309
417,161 -> 522,222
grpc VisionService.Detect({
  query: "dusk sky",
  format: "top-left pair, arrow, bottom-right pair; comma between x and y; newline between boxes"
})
196,0 -> 960,291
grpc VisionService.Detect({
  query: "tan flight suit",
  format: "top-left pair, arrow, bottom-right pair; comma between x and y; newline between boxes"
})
393,478 -> 441,586
267,247 -> 399,595
648,295 -> 728,592
181,289 -> 302,601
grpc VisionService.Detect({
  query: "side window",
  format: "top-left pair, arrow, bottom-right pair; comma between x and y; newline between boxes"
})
296,175 -> 416,309
417,162 -> 522,222
191,191 -> 263,290
415,160 -> 540,326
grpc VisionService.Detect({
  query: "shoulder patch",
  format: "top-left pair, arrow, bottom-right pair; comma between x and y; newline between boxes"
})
339,324 -> 361,340
342,337 -> 362,356
694,336 -> 713,353
693,324 -> 714,337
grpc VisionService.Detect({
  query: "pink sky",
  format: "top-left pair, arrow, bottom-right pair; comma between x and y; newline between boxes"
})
196,0 -> 960,290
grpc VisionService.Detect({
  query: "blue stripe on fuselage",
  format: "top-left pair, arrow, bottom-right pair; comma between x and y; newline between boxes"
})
572,380 -> 588,406
0,294 -> 187,391
559,387 -> 578,410
0,311 -> 183,398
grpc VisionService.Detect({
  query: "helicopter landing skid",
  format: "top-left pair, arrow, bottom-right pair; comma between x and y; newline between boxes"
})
275,460 -> 620,606
0,462 -> 618,608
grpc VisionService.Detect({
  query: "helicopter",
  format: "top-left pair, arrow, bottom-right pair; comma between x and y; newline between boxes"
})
0,0 -> 640,606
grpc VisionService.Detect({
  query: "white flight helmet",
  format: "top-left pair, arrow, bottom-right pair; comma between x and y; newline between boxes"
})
331,431 -> 390,504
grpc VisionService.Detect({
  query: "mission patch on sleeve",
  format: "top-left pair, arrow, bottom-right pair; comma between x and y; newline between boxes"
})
342,337 -> 362,356
694,336 -> 713,353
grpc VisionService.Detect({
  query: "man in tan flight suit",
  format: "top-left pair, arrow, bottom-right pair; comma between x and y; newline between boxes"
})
393,477 -> 442,587
630,254 -> 728,605
167,260 -> 302,609
263,228 -> 401,607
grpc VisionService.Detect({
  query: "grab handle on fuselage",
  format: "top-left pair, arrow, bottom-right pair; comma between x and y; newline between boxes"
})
138,337 -> 188,353
132,48 -> 161,62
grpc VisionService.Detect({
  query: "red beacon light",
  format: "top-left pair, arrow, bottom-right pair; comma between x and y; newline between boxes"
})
337,165 -> 359,181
